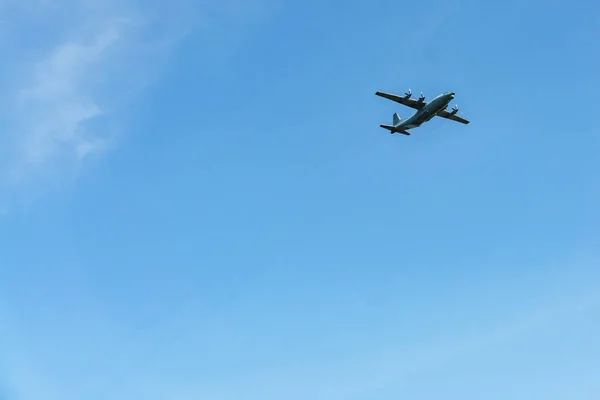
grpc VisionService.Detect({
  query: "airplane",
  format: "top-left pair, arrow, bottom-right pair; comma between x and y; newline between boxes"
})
375,89 -> 469,135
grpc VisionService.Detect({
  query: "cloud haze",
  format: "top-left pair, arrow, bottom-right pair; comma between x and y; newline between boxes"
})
0,0 -> 195,206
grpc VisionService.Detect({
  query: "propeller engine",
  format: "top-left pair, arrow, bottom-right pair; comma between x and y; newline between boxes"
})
418,92 -> 425,102
404,89 -> 412,98
450,104 -> 459,115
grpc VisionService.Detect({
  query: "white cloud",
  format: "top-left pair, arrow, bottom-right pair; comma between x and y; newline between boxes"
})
0,0 -> 280,208
0,0 -> 196,206
14,27 -> 117,166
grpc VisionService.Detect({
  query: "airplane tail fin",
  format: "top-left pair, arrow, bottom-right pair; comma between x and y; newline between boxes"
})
393,112 -> 402,126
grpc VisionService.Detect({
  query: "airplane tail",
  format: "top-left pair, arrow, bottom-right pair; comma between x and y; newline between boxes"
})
393,112 -> 402,126
379,124 -> 410,135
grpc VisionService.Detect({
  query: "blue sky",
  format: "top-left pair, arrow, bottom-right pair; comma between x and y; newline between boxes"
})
1,0 -> 599,399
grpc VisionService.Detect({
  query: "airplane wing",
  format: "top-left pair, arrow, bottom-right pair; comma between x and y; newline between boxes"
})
436,109 -> 470,124
375,91 -> 427,110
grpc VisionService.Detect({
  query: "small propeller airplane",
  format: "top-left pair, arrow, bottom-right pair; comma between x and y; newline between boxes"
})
375,89 -> 469,135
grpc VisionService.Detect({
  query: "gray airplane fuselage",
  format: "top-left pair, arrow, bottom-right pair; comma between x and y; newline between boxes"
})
396,92 -> 455,130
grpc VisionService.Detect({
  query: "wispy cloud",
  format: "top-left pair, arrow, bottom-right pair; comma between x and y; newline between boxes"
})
12,27 -> 117,170
313,286 -> 600,400
172,279 -> 600,400
0,0 -> 195,206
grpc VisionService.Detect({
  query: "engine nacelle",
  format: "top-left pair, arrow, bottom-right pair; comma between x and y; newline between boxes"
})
404,89 -> 412,98
418,92 -> 425,102
450,104 -> 459,114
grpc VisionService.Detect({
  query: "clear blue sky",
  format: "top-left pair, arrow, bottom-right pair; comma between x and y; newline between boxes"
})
1,0 -> 599,399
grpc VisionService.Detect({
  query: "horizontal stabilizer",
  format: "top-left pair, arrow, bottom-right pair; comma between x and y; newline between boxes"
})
380,124 -> 410,135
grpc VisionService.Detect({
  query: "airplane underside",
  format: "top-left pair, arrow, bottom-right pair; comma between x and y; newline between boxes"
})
401,122 -> 419,129
376,89 -> 469,135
